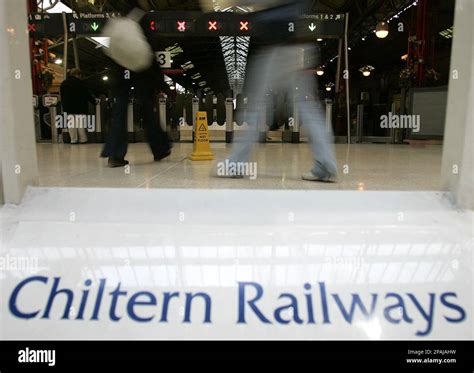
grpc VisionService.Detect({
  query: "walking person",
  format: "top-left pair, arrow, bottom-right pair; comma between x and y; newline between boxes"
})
101,0 -> 172,167
206,0 -> 338,181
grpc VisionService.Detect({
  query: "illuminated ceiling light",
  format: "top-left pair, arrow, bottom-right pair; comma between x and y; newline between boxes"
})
54,58 -> 62,65
375,21 -> 389,39
170,85 -> 176,90
387,1 -> 419,23
317,38 -> 323,42
102,75 -> 109,81
165,43 -> 183,57
181,61 -> 194,70
325,82 -> 335,92
359,65 -> 375,77
316,65 -> 325,76
401,54 -> 408,61
439,26 -> 453,39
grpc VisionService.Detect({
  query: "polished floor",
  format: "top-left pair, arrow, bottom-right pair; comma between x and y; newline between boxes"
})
36,142 -> 442,190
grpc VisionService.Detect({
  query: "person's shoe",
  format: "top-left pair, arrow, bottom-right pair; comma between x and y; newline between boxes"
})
302,171 -> 336,183
302,169 -> 337,182
108,158 -> 129,168
154,149 -> 171,162
302,161 -> 337,182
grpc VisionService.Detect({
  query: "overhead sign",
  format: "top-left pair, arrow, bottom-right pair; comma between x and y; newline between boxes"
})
28,12 -> 345,38
28,12 -> 121,37
155,51 -> 172,68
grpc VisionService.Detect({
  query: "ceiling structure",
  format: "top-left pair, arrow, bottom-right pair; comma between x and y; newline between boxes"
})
38,0 -> 455,96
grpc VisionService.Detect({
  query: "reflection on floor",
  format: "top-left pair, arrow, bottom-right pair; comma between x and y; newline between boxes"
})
36,143 -> 442,190
0,187 -> 472,339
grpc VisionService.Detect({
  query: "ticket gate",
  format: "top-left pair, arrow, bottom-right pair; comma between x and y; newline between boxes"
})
90,98 -> 104,143
32,95 -> 41,141
42,94 -> 60,143
355,103 -> 395,143
159,93 -> 334,144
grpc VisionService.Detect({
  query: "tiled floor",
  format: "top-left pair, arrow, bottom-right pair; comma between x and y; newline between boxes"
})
36,142 -> 443,190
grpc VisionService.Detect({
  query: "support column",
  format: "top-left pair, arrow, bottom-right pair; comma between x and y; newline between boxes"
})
0,1 -> 39,204
440,0 -> 473,209
225,98 -> 234,143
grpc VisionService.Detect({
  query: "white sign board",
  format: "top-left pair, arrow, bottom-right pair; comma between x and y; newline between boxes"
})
0,188 -> 471,340
155,51 -> 172,68
42,95 -> 59,107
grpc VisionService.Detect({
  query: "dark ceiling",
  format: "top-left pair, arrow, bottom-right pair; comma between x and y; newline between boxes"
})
51,0 -> 455,96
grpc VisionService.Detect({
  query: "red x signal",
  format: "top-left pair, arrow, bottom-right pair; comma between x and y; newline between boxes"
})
28,23 -> 36,32
240,21 -> 249,31
177,21 -> 186,32
208,21 -> 217,31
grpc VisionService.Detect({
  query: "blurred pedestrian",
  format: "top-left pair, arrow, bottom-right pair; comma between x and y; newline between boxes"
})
206,0 -> 338,181
101,0 -> 172,167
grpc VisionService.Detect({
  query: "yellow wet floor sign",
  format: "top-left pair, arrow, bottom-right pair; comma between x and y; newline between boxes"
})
189,111 -> 215,161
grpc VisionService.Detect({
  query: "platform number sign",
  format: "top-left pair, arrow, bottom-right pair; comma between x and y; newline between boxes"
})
156,51 -> 172,68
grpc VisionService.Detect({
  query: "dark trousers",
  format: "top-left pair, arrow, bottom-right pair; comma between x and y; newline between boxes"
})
101,70 -> 170,160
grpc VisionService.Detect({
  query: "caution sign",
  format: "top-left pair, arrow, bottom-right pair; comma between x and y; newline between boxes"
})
189,111 -> 215,161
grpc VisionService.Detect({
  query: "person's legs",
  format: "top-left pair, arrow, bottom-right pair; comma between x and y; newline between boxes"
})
298,96 -> 338,179
101,69 -> 130,163
286,45 -> 337,180
136,81 -> 171,160
227,47 -> 279,165
77,117 -> 88,143
68,126 -> 78,144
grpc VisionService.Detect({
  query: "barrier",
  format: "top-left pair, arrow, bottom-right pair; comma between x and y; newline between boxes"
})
152,93 -> 337,145
42,94 -> 60,143
325,99 -> 333,133
192,97 -> 200,142
33,95 -> 41,142
127,98 -> 134,141
225,98 -> 234,143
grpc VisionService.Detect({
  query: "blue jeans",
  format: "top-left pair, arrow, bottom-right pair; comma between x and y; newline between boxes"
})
228,44 -> 337,176
101,69 -> 170,160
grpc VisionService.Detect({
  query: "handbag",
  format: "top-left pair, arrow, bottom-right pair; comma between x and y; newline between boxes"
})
102,8 -> 153,72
